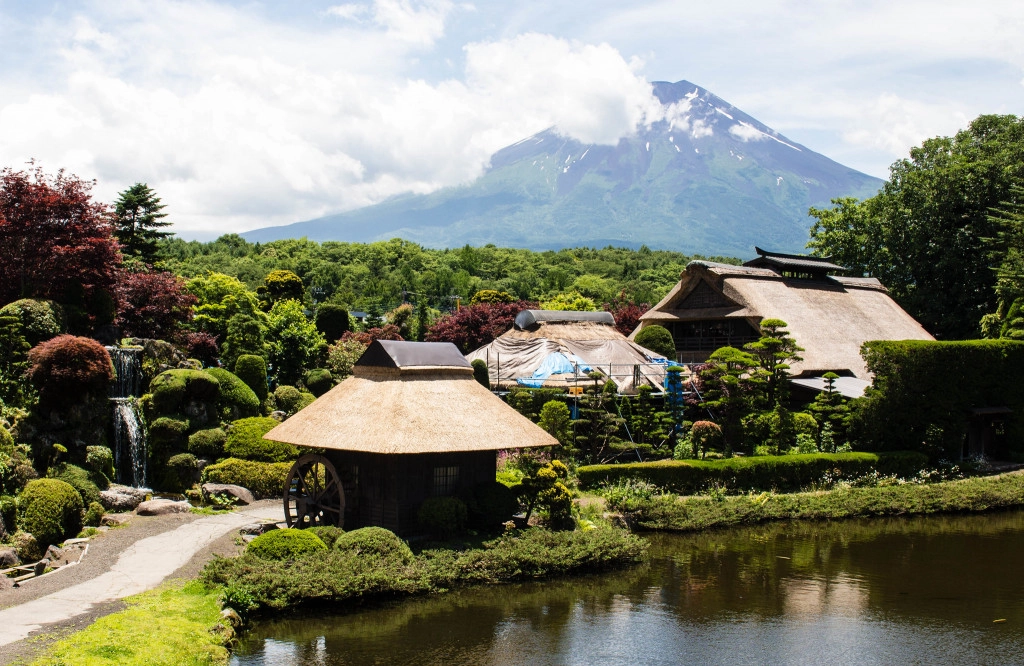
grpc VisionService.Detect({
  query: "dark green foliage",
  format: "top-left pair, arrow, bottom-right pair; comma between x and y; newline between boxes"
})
0,299 -> 65,346
18,478 -> 84,547
205,368 -> 260,420
471,359 -> 489,388
224,417 -> 297,462
27,335 -> 113,409
466,481 -> 518,529
148,369 -> 220,414
303,369 -> 333,397
83,501 -> 105,527
188,428 -> 227,458
578,451 -> 929,495
0,314 -> 31,408
0,495 -> 17,534
519,460 -> 575,528
634,325 -> 676,359
247,528 -> 327,560
201,458 -> 292,498
234,354 -> 269,403
112,182 -> 171,263
417,497 -> 468,538
743,318 -> 802,408
572,387 -> 624,464
48,463 -> 103,506
334,527 -> 414,564
149,418 -> 189,456
854,340 -> 1024,459
315,304 -> 350,343
625,385 -> 671,449
222,314 -> 266,372
261,270 -> 305,305
85,446 -> 114,481
308,525 -> 345,549
273,385 -> 314,415
537,400 -> 572,447
168,452 -> 198,476
200,526 -> 646,615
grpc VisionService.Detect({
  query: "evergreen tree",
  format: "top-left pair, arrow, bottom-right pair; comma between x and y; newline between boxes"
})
113,183 -> 171,264
0,315 -> 31,408
744,318 -> 803,408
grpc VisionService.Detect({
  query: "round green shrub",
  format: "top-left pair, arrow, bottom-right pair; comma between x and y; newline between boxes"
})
471,359 -> 489,388
83,501 -> 105,527
149,418 -> 189,455
334,526 -> 413,564
469,481 -> 518,529
315,304 -> 350,343
18,478 -> 84,547
303,369 -> 334,397
634,325 -> 676,359
0,299 -> 65,346
793,412 -> 818,436
85,446 -> 114,481
247,528 -> 327,560
168,452 -> 198,471
188,428 -> 227,459
148,369 -> 220,415
273,385 -> 315,415
224,417 -> 297,462
49,463 -> 103,506
0,495 -> 17,534
417,496 -> 467,538
205,367 -> 260,420
201,458 -> 291,498
308,525 -> 345,548
233,355 -> 269,403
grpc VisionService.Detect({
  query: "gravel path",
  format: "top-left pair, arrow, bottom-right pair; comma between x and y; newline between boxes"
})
0,500 -> 282,665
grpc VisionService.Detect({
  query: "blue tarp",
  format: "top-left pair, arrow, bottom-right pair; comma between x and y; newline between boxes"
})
516,352 -> 591,388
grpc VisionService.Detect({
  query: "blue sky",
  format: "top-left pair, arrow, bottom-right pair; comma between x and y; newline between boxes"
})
1,0 -> 1022,238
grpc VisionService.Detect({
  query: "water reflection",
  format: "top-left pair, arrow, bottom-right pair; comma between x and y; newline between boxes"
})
233,511 -> 1024,665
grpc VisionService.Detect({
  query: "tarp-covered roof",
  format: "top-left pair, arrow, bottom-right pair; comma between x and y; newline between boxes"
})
515,310 -> 616,329
265,340 -> 556,454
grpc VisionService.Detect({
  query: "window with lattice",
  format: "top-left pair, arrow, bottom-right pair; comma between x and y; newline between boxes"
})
678,281 -> 731,309
432,466 -> 460,496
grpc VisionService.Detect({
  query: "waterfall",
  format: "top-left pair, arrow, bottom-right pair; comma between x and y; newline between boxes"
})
107,347 -> 147,487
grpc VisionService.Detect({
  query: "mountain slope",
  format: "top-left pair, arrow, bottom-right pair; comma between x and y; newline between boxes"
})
243,80 -> 883,256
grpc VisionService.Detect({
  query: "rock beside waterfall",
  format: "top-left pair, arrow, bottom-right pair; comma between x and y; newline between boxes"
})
100,485 -> 151,512
136,499 -> 192,515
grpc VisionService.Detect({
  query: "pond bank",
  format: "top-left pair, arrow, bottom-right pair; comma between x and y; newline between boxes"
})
621,469 -> 1024,531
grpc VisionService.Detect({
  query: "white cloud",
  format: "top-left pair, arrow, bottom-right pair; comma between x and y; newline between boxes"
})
729,122 -> 767,142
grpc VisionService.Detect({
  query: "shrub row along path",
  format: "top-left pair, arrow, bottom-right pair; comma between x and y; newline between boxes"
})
0,500 -> 282,661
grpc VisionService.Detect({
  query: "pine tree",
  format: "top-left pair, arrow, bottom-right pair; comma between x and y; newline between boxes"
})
113,183 -> 171,264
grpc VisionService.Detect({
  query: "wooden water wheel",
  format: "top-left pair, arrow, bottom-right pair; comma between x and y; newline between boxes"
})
283,453 -> 345,528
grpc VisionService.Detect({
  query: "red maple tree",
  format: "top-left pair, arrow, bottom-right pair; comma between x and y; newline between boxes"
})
114,268 -> 197,340
425,300 -> 537,353
602,292 -> 651,337
0,165 -> 121,306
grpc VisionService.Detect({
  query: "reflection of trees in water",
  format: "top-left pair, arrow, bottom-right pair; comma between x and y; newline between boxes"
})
237,510 -> 1024,664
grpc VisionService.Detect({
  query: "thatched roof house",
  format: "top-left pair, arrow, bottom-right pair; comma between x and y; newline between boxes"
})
465,310 -> 669,394
266,340 -> 555,533
633,248 -> 933,380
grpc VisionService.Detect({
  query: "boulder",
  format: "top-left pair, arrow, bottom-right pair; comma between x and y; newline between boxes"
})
0,547 -> 19,568
136,499 -> 192,516
202,483 -> 255,506
12,533 -> 40,563
100,485 -> 151,512
239,522 -> 278,536
100,513 -> 133,527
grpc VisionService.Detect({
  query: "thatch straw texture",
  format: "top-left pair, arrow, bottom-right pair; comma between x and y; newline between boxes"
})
264,365 -> 557,453
637,261 -> 933,379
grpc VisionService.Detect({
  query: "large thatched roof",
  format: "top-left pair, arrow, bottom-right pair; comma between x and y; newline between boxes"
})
466,311 -> 668,394
635,260 -> 933,379
265,341 -> 556,453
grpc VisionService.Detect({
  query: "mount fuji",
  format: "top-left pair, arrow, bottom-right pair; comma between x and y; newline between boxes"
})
243,80 -> 883,257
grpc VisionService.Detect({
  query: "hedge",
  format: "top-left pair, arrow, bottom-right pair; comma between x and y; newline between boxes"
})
334,527 -> 413,564
224,417 -> 298,462
247,529 -> 327,560
19,478 -> 83,547
577,451 -> 929,495
149,369 -> 220,414
201,458 -> 291,498
855,340 -> 1024,460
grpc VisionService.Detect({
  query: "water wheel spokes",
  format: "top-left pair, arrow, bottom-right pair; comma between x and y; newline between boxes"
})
283,453 -> 345,528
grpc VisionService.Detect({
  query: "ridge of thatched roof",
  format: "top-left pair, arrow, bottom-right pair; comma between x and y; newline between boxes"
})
264,340 -> 557,454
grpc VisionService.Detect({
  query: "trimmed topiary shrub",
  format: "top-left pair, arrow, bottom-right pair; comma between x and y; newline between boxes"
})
148,369 -> 220,415
247,528 -> 327,560
467,481 -> 518,529
308,525 -> 345,548
18,478 -> 84,547
149,418 -> 189,455
205,367 -> 260,420
417,496 -> 468,538
201,458 -> 292,498
48,463 -> 103,506
273,385 -> 315,415
633,325 -> 676,359
578,451 -> 930,494
188,428 -> 227,459
303,369 -> 334,397
27,335 -> 113,408
471,359 -> 489,388
167,453 -> 199,490
233,354 -> 269,403
224,417 -> 298,462
334,527 -> 413,564
0,299 -> 65,346
85,446 -> 114,481
83,500 -> 105,527
315,304 -> 350,343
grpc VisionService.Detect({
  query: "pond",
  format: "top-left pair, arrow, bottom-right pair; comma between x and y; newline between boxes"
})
231,510 -> 1024,665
